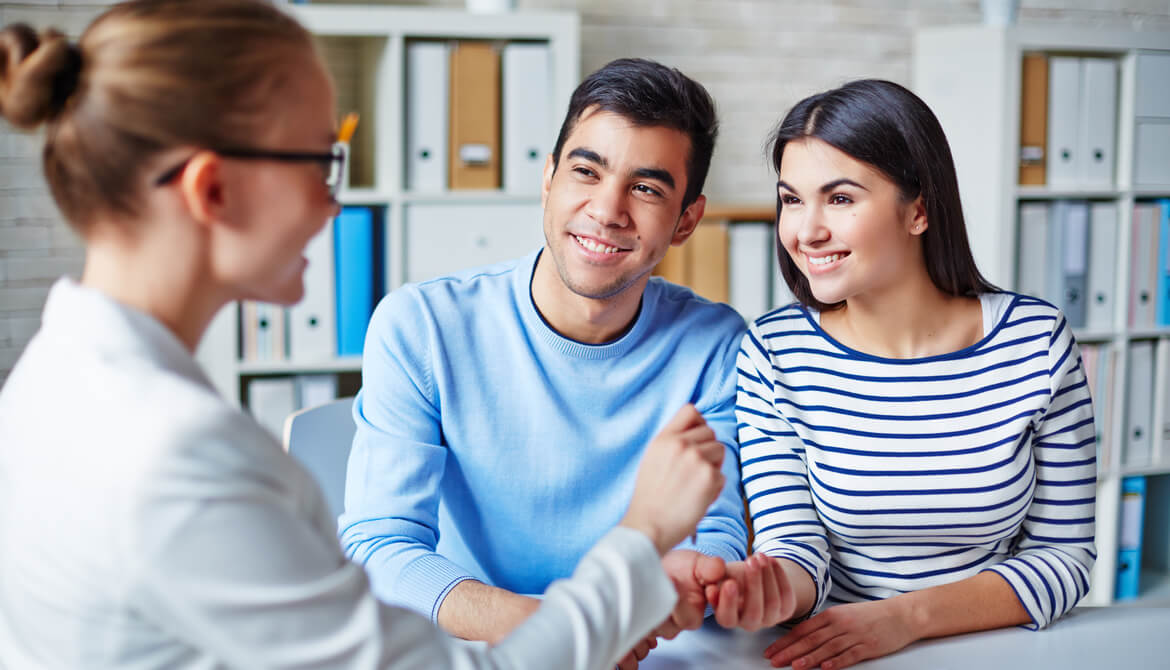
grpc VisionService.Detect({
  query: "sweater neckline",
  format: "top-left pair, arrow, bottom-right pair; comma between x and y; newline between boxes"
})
516,249 -> 652,360
800,293 -> 1018,365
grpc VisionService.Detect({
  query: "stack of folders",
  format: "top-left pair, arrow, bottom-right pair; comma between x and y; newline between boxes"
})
1018,54 -> 1117,188
658,221 -> 795,324
1079,343 -> 1116,468
659,220 -> 795,322
1125,340 -> 1157,468
240,302 -> 288,362
728,221 -> 796,323
239,206 -> 383,363
1134,54 -> 1170,188
1116,476 -> 1147,601
1016,200 -> 1115,330
405,40 -> 552,193
1130,200 -> 1170,329
247,374 -> 340,442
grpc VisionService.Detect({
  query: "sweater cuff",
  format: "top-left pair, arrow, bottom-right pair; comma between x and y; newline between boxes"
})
692,539 -> 743,565
395,553 -> 478,624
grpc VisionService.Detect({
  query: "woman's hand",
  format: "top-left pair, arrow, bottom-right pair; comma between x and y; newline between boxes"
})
705,554 -> 816,633
764,599 -> 919,670
707,553 -> 800,631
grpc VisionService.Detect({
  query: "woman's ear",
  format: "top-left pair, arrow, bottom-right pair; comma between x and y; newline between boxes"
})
907,195 -> 928,236
177,151 -> 228,229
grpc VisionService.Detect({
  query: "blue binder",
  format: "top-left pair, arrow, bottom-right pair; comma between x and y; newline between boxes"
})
334,207 -> 375,357
1115,476 -> 1147,601
1158,200 -> 1170,326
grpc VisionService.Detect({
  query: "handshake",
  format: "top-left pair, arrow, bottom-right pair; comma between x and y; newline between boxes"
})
618,405 -> 806,669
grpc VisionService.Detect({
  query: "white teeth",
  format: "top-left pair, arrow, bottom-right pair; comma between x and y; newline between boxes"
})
809,253 -> 845,266
574,235 -> 621,254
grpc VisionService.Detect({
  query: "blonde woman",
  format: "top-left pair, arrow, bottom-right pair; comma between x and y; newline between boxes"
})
0,2 -> 729,667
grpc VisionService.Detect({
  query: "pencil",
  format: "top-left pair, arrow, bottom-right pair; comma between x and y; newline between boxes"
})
338,112 -> 359,144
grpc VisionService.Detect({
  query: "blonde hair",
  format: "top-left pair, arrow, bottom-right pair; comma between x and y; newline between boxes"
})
0,0 -> 316,232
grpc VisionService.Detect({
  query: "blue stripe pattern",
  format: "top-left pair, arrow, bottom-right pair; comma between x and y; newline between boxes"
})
736,293 -> 1096,629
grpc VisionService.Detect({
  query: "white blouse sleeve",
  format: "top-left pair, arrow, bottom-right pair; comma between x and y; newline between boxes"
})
128,414 -> 676,669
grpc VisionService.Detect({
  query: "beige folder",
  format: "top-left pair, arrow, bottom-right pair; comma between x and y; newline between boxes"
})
1019,53 -> 1049,186
449,41 -> 501,189
652,221 -> 730,304
688,222 -> 730,304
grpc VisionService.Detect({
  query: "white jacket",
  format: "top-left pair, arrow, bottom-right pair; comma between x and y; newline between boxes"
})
0,278 -> 675,669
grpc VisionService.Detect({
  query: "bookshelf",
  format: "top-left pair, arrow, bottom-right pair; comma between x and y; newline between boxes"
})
913,25 -> 1170,606
194,5 -> 580,424
653,204 -> 794,325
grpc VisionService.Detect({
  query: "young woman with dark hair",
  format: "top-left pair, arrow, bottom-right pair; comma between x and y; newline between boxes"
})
0,2 -> 730,667
722,79 -> 1096,669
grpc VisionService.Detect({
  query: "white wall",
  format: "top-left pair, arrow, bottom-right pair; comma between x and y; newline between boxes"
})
3,0 -> 1169,382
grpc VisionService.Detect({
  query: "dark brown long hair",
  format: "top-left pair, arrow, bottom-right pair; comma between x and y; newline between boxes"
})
769,79 -> 998,311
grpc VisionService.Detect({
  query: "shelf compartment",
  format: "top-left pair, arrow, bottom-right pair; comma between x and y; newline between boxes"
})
318,34 -> 390,191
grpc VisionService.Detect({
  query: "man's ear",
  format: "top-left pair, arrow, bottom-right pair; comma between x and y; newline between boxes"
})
671,194 -> 707,246
540,153 -> 555,209
177,151 -> 228,229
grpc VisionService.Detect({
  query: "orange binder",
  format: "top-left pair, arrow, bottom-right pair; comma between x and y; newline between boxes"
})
688,221 -> 730,304
654,245 -> 688,286
1019,53 -> 1049,186
449,41 -> 501,189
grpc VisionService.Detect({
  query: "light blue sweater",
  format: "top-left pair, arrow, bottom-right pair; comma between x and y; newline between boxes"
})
341,249 -> 748,621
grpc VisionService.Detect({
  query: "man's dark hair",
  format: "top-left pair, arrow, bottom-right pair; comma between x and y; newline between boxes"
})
550,58 -> 717,212
770,79 -> 998,311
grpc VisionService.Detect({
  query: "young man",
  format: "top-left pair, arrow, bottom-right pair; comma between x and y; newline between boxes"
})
341,59 -> 748,662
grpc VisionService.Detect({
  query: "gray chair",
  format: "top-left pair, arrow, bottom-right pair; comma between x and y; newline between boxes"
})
282,397 -> 356,519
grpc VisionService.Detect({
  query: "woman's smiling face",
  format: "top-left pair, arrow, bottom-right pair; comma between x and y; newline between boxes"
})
776,137 -> 926,306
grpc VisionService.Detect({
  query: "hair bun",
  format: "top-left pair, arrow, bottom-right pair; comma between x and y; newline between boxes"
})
0,24 -> 82,130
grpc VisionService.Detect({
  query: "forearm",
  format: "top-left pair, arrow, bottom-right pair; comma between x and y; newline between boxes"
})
895,570 -> 1032,640
487,527 -> 678,670
685,442 -> 750,563
436,580 -> 540,644
777,557 -> 818,622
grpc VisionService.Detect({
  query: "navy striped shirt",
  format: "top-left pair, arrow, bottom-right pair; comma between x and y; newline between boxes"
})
736,293 -> 1096,629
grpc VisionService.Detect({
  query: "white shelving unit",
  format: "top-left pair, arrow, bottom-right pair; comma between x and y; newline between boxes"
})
913,25 -> 1170,606
195,4 -> 579,407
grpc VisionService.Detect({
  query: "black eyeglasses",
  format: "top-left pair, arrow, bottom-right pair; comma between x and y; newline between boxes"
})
154,142 -> 349,198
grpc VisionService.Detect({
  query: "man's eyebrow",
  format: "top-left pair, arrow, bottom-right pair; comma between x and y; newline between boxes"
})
777,178 -> 868,194
567,147 -> 606,168
567,148 -> 677,190
632,167 -> 676,190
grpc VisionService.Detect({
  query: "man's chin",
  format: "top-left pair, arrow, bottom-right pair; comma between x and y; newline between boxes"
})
561,275 -> 637,301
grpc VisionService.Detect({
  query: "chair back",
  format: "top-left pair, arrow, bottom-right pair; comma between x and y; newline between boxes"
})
282,397 -> 356,519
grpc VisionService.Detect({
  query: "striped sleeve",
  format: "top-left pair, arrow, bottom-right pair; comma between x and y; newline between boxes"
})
735,324 -> 832,614
983,313 -> 1097,629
